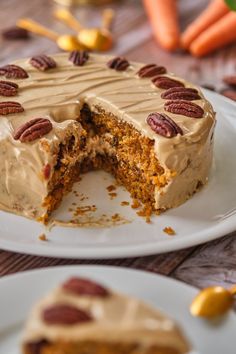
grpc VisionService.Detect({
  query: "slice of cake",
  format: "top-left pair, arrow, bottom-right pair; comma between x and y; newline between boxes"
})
0,52 -> 216,222
22,276 -> 190,354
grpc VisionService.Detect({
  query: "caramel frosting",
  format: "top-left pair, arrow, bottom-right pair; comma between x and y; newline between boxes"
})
0,53 -> 216,219
22,277 -> 190,353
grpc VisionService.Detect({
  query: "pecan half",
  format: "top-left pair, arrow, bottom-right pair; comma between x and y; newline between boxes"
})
13,118 -> 53,142
69,50 -> 89,66
42,304 -> 92,325
0,64 -> 28,79
223,75 -> 236,88
107,57 -> 130,71
164,100 -> 204,118
137,64 -> 166,78
62,277 -> 109,297
30,55 -> 57,71
0,101 -> 24,115
147,112 -> 183,138
152,76 -> 184,89
0,80 -> 18,96
2,26 -> 29,40
161,87 -> 201,100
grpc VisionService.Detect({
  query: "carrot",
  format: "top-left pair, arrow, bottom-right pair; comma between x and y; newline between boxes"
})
189,12 -> 236,57
181,0 -> 229,50
143,0 -> 180,51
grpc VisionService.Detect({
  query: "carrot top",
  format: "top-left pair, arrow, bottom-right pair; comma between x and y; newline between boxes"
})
224,0 -> 236,11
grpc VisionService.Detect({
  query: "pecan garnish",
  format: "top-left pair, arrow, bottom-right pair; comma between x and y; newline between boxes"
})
220,89 -> 236,101
0,64 -> 28,79
147,112 -> 183,138
152,76 -> 184,89
42,304 -> 92,325
223,75 -> 236,87
0,101 -> 24,115
161,87 -> 200,100
69,50 -> 89,66
62,277 -> 109,297
164,100 -> 204,118
13,118 -> 53,142
107,57 -> 130,71
0,80 -> 18,96
2,26 -> 29,40
30,55 -> 57,71
137,64 -> 166,78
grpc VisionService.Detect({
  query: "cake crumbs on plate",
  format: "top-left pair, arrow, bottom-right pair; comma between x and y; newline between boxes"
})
121,201 -> 129,206
73,205 -> 97,216
38,233 -> 48,241
163,227 -> 176,236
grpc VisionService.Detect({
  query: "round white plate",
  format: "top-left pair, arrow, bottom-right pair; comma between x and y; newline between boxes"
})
0,265 -> 235,354
0,90 -> 235,259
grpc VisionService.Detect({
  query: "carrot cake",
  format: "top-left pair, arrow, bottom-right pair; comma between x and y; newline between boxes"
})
0,52 -> 216,222
22,276 -> 190,354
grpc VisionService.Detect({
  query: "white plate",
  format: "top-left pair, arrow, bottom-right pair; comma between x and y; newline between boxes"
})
0,265 -> 235,354
0,90 -> 235,259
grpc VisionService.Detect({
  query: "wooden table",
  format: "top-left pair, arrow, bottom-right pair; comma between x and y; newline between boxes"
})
0,0 -> 236,291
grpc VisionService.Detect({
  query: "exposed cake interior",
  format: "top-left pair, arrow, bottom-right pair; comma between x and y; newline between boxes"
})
43,103 -> 165,221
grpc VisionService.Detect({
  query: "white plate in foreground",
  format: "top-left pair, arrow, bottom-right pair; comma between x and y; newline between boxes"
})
0,265 -> 235,354
0,90 -> 235,259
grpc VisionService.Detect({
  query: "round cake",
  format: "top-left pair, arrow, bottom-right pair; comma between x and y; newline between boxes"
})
0,52 -> 216,222
22,276 -> 190,354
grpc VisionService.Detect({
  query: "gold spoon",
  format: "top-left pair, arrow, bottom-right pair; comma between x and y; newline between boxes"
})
190,285 -> 236,318
54,8 -> 114,51
17,18 -> 87,51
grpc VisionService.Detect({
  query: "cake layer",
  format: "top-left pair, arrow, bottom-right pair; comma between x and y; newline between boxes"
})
0,53 -> 216,220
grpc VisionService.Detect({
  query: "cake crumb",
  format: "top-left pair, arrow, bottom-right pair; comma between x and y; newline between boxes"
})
73,205 -> 97,216
121,201 -> 129,206
137,205 -> 152,223
106,184 -> 116,192
112,213 -> 121,221
38,233 -> 48,241
131,199 -> 141,209
163,227 -> 176,236
109,192 -> 117,199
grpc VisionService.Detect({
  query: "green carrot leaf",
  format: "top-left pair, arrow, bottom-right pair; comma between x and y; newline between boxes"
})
225,0 -> 236,11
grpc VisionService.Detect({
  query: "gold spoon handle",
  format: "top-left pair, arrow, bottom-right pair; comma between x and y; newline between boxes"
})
54,8 -> 82,32
230,285 -> 236,296
17,18 -> 58,41
101,9 -> 114,31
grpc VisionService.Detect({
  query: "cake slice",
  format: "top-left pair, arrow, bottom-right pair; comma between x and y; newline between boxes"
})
0,52 -> 216,222
22,276 -> 190,354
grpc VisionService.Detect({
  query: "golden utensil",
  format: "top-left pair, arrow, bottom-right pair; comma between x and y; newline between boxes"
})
54,8 -> 114,51
190,285 -> 236,318
17,18 -> 87,51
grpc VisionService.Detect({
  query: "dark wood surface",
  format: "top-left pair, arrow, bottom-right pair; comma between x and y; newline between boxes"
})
0,0 -> 235,291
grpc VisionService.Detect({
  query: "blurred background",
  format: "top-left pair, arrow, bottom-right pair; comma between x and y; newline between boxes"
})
1,0 -> 236,95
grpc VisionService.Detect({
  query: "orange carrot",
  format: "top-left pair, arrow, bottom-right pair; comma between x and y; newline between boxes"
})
181,0 -> 229,50
143,0 -> 180,51
190,12 -> 236,57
